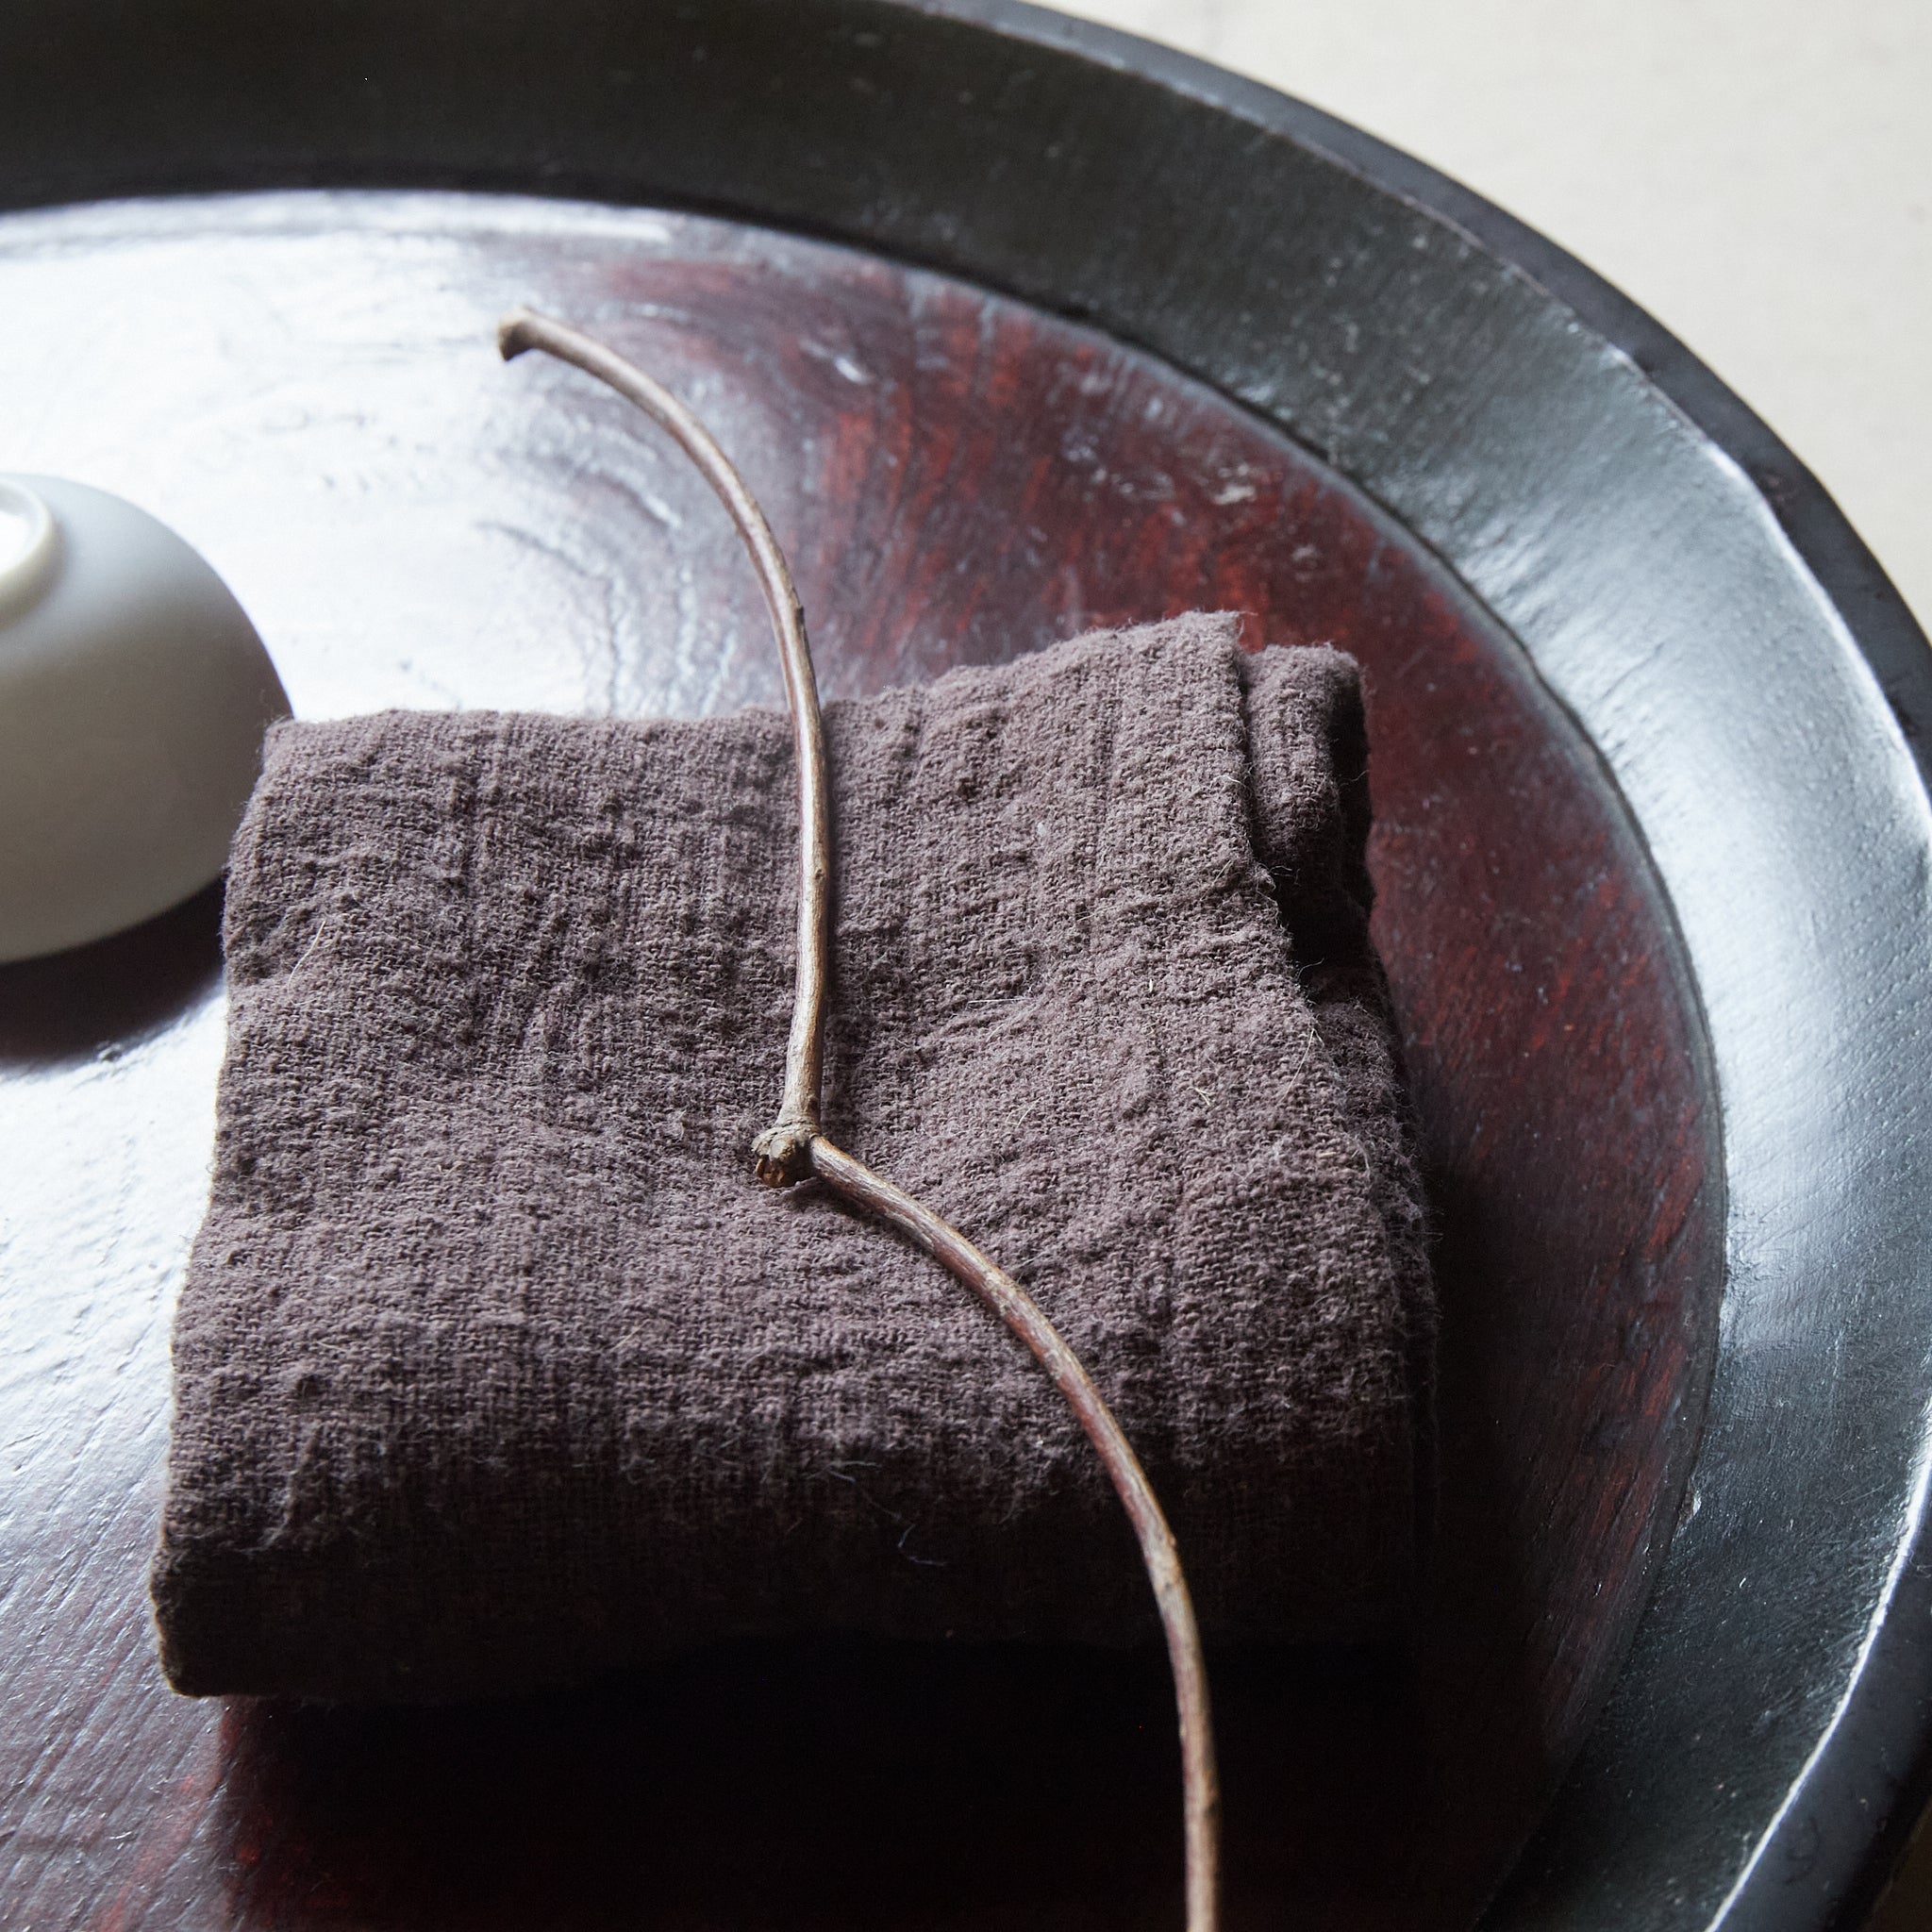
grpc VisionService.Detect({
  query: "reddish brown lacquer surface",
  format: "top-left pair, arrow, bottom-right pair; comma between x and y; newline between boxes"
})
0,198 -> 1719,1928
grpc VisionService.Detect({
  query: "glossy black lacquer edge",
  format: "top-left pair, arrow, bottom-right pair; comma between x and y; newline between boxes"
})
1274,99 -> 1932,1932
0,4 -> 1926,1928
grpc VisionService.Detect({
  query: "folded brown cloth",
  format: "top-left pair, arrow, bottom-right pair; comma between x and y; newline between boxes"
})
152,613 -> 1432,1704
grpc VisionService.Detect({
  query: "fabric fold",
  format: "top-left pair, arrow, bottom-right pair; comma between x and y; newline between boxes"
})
153,612 -> 1432,1704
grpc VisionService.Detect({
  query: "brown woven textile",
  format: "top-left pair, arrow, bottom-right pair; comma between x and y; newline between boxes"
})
152,614 -> 1433,1704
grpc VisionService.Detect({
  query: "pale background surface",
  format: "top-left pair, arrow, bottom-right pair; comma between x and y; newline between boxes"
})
1050,0 -> 1931,636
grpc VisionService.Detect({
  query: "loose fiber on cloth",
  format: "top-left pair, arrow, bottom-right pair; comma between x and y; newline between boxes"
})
153,613 -> 1434,1704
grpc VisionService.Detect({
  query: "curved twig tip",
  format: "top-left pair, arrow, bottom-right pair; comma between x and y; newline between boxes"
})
497,307 -> 541,362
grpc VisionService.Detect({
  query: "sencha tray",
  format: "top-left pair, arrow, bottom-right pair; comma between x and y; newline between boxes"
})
2,6 -> 1927,1929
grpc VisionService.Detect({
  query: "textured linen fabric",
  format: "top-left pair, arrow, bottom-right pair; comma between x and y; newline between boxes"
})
152,613 -> 1433,1704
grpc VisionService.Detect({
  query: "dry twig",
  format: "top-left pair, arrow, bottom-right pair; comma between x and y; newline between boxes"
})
500,307 -> 1221,1932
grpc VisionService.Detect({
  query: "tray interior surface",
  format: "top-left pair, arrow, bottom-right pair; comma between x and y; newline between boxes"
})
0,190 -> 1722,1928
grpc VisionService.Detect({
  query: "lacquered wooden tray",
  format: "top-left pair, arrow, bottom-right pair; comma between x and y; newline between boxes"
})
2,6 -> 1928,1930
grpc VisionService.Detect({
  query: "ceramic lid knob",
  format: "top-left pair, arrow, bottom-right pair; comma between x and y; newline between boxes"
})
0,474 -> 290,963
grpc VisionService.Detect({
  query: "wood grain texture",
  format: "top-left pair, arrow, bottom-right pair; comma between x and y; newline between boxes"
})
0,194 -> 1721,1929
